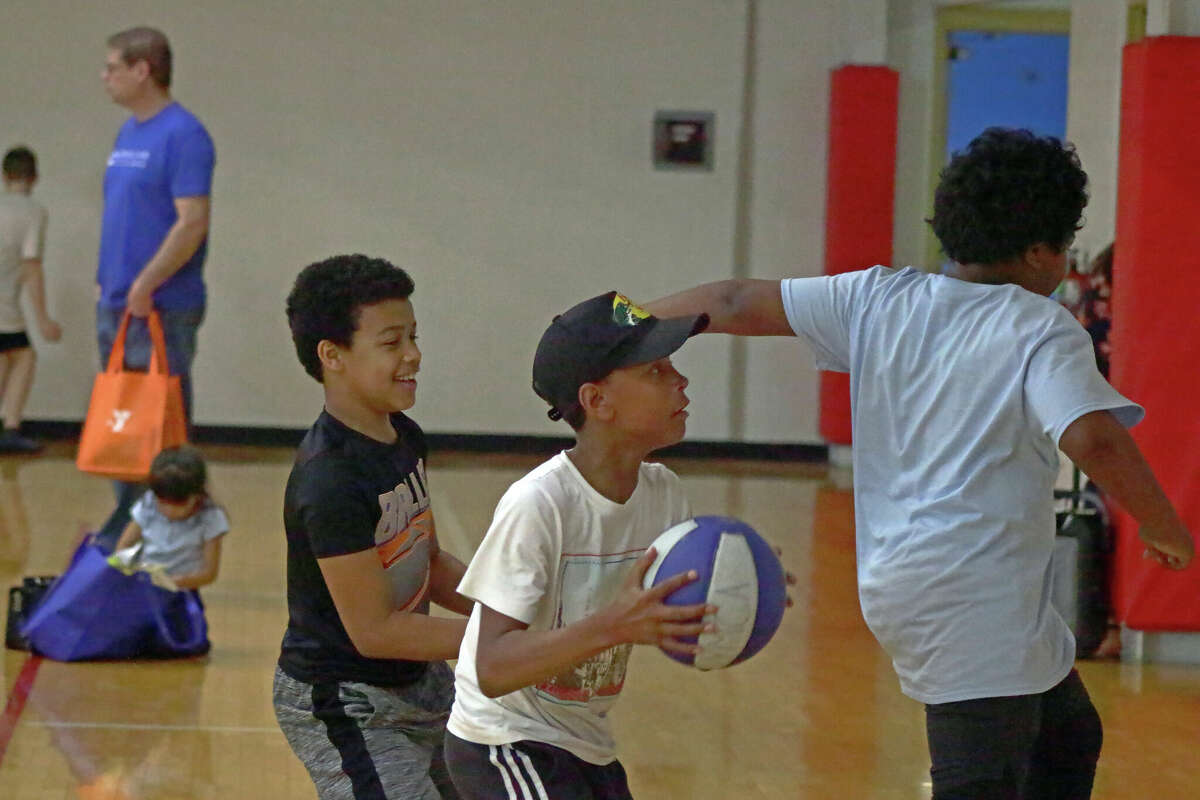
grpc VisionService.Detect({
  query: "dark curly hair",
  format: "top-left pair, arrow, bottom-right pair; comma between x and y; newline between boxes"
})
286,254 -> 415,382
928,128 -> 1088,266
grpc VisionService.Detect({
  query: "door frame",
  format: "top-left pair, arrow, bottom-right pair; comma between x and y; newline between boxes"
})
925,5 -> 1071,269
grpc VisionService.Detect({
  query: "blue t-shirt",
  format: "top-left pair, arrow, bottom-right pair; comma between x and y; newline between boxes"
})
781,266 -> 1143,704
130,491 -> 229,578
98,102 -> 215,311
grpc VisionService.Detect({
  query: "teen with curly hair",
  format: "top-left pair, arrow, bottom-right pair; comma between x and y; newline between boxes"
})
642,128 -> 1193,799
275,254 -> 472,799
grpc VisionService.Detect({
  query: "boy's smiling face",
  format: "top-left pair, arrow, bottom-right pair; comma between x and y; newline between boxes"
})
332,298 -> 421,414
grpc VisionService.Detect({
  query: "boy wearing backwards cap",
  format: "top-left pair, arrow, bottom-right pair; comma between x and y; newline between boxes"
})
444,291 -> 716,800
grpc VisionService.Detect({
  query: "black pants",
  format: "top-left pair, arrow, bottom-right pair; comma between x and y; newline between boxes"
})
445,732 -> 632,800
925,669 -> 1101,800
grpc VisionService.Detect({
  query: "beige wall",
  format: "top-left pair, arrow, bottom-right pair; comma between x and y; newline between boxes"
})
6,1 -> 748,436
3,1 -> 1130,445
1066,1 -> 1129,261
5,0 -> 858,442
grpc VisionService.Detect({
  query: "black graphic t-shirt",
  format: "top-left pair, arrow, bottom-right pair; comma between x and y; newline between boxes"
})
278,410 -> 435,687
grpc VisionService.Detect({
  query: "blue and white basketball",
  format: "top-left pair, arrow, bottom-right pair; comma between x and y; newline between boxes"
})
642,515 -> 787,670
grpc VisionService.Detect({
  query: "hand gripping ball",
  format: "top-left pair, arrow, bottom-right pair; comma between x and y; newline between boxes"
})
642,515 -> 787,670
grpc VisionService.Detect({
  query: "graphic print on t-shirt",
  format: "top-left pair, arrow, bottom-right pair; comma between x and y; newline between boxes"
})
535,548 -> 644,707
107,149 -> 151,169
374,458 -> 434,612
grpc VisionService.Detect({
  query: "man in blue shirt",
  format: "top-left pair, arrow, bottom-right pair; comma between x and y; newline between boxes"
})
95,27 -> 215,546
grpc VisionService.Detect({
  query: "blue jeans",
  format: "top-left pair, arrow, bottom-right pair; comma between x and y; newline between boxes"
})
94,305 -> 205,547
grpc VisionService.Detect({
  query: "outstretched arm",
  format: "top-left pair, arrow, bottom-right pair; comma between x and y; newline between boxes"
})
644,279 -> 795,336
1059,410 -> 1194,569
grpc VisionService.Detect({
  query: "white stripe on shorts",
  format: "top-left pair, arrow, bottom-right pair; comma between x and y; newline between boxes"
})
487,744 -> 549,800
513,747 -> 549,799
487,745 -> 518,799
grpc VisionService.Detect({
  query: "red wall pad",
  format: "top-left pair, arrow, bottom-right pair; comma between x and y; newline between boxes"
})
1112,37 -> 1200,631
820,65 -> 899,445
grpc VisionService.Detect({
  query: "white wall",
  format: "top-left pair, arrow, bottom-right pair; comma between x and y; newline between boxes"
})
887,0 -> 941,269
1066,1 -> 1129,260
739,0 -> 888,442
4,1 -> 1130,445
4,1 -> 750,437
3,0 -> 872,444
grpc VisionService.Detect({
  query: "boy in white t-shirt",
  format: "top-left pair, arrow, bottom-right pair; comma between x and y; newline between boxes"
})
0,146 -> 62,452
445,292 -> 717,800
644,128 -> 1194,799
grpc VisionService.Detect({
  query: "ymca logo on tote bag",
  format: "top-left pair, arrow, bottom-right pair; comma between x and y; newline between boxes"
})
106,409 -> 134,432
76,311 -> 187,482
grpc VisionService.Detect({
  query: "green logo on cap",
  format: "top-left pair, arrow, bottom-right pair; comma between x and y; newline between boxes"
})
612,293 -> 650,327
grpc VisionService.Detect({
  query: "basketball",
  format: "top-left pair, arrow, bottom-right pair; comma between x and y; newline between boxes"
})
642,515 -> 787,670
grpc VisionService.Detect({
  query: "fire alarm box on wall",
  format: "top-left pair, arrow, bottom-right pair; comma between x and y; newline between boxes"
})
653,111 -> 714,171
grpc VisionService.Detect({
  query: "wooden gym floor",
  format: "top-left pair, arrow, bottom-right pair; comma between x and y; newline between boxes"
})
2,442 -> 1198,799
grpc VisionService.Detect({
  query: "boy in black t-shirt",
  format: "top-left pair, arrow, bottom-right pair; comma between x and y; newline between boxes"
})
275,254 -> 472,800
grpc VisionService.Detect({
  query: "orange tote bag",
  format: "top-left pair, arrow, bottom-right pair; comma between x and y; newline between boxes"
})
76,311 -> 187,482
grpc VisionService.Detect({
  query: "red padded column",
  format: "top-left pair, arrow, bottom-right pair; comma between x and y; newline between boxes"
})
821,65 -> 899,445
1111,37 -> 1200,630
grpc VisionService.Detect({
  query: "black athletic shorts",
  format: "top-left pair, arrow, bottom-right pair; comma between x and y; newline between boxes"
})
445,731 -> 633,800
0,331 -> 31,354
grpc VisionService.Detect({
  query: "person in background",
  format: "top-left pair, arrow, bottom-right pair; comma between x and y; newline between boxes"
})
0,145 -> 62,452
275,255 -> 472,800
95,26 -> 215,546
642,129 -> 1193,799
113,444 -> 228,591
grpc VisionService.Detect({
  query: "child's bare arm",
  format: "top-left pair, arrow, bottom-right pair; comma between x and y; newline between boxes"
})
473,548 -> 712,698
114,521 -> 143,551
644,279 -> 793,336
319,549 -> 468,660
1059,410 -> 1194,569
429,548 -> 473,616
20,259 -> 61,341
426,517 -> 473,616
172,537 -> 223,590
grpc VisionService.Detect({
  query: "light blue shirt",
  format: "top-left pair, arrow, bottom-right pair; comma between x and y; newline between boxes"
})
782,266 -> 1142,703
131,491 -> 229,578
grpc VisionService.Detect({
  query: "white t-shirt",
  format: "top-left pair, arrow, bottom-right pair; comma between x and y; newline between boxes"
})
448,452 -> 691,764
781,266 -> 1143,704
0,192 -> 47,333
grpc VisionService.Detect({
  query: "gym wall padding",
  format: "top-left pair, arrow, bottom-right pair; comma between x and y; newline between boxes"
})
1111,36 -> 1200,631
820,65 -> 899,445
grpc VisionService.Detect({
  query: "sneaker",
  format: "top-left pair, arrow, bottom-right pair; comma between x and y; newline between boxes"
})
0,430 -> 42,453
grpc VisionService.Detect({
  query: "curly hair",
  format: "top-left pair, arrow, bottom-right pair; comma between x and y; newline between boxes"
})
149,445 -> 207,502
928,128 -> 1088,265
286,254 -> 415,382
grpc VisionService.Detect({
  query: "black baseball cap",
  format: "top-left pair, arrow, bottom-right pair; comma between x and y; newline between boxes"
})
532,291 -> 709,421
